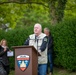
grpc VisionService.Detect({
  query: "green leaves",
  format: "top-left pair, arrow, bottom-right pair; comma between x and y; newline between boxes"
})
0,3 -> 25,29
0,0 -> 76,28
64,0 -> 76,18
52,18 -> 76,71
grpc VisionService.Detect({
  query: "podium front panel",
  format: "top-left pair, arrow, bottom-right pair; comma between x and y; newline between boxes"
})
14,46 -> 38,75
15,48 -> 32,75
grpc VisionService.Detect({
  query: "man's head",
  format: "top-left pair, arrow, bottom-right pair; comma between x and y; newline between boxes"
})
34,23 -> 42,36
44,27 -> 50,36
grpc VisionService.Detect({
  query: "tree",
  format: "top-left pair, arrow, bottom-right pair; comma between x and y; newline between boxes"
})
0,0 -> 76,27
0,0 -> 67,25
48,0 -> 67,25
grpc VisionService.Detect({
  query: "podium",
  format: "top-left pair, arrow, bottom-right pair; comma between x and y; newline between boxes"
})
13,46 -> 40,75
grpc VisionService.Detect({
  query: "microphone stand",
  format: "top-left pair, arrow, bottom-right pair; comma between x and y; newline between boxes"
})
36,37 -> 39,74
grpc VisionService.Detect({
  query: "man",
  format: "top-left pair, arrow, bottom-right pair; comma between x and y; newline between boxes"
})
24,23 -> 48,75
44,28 -> 53,75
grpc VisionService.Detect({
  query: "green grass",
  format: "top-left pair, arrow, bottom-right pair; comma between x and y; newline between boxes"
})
53,67 -> 76,75
9,70 -> 14,75
9,67 -> 76,75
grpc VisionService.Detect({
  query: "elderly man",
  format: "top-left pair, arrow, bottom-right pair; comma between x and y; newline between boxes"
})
44,28 -> 53,75
24,23 -> 48,75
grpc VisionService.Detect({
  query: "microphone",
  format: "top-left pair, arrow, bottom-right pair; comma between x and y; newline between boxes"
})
35,35 -> 39,50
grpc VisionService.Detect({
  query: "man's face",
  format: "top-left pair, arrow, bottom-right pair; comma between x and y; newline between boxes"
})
44,29 -> 49,36
34,24 -> 41,35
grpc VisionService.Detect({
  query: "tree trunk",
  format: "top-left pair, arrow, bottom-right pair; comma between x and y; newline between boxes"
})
49,0 -> 57,25
49,0 -> 67,25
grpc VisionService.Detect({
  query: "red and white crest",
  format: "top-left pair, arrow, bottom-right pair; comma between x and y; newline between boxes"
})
17,55 -> 30,72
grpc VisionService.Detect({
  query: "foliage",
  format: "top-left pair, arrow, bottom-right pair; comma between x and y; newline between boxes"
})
52,18 -> 76,71
0,0 -> 76,27
0,3 -> 24,29
0,3 -> 49,29
16,4 -> 50,28
64,0 -> 76,18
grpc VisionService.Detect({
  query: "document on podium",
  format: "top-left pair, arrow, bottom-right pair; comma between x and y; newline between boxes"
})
7,51 -> 14,57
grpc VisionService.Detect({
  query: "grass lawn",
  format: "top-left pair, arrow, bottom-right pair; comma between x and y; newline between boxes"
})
9,67 -> 76,75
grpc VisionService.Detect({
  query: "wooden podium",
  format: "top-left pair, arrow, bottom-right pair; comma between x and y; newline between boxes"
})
13,46 -> 40,75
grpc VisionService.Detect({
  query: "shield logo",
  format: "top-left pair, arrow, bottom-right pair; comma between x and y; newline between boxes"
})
17,55 -> 30,72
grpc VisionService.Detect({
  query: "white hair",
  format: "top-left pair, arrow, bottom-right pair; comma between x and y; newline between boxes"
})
34,23 -> 42,31
44,27 -> 50,32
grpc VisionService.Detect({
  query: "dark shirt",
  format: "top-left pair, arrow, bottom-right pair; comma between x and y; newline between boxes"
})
0,45 -> 9,66
47,35 -> 53,53
24,36 -> 48,52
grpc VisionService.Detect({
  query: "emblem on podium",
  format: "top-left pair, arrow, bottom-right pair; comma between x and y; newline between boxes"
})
17,55 -> 30,72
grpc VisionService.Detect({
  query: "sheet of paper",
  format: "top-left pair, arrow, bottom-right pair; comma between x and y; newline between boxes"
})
7,51 -> 14,57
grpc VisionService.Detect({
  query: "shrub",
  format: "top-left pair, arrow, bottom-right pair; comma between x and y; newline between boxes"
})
52,18 -> 76,71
